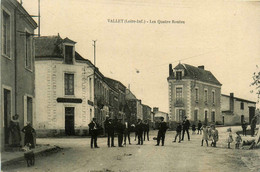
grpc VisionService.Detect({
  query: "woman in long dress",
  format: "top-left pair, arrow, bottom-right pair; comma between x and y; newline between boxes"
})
9,114 -> 21,147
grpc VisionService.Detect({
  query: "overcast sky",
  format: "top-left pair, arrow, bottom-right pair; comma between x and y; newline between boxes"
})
23,0 -> 260,111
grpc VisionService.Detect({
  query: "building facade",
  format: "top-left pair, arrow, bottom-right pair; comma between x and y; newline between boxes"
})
221,93 -> 256,125
105,77 -> 126,120
35,35 -> 94,136
142,104 -> 151,122
1,0 -> 37,150
168,63 -> 222,125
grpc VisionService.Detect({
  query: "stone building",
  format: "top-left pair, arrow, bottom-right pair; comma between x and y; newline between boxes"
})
93,69 -> 112,125
105,77 -> 126,120
125,89 -> 143,124
168,63 -> 222,124
34,35 -> 94,136
1,0 -> 37,150
221,93 -> 256,125
142,104 -> 151,122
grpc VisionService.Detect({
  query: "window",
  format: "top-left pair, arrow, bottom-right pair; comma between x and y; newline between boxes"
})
25,32 -> 32,69
65,73 -> 74,95
65,45 -> 73,64
240,102 -> 244,110
176,71 -> 182,80
176,87 -> 182,101
195,88 -> 199,102
2,10 -> 10,57
212,91 -> 215,104
89,78 -> 92,100
204,89 -> 208,103
211,111 -> 215,122
194,109 -> 198,121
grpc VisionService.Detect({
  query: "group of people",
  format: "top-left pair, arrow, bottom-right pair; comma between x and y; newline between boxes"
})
8,114 -> 36,149
88,115 -> 259,149
88,116 -> 167,148
88,116 -> 151,148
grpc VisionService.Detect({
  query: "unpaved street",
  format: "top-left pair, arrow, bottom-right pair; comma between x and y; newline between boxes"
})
2,127 -> 260,172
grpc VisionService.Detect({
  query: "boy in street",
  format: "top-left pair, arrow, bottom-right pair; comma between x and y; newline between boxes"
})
88,118 -> 100,148
173,122 -> 182,143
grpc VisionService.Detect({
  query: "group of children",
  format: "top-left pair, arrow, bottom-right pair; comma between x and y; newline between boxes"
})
174,122 -> 244,149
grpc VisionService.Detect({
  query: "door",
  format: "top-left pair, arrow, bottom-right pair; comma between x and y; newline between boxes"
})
211,111 -> 215,123
4,89 -> 11,144
65,107 -> 75,136
204,111 -> 208,125
249,107 -> 255,123
241,115 -> 244,124
27,97 -> 33,125
194,110 -> 198,122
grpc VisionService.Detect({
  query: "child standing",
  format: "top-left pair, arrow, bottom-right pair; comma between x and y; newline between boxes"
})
227,128 -> 233,149
201,124 -> 209,147
173,122 -> 182,143
192,123 -> 196,135
235,132 -> 242,149
211,125 -> 218,147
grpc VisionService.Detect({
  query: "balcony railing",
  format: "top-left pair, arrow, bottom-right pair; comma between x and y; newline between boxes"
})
174,98 -> 184,107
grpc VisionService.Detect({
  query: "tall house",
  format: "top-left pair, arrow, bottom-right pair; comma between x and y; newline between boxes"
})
1,0 -> 37,150
34,35 -> 94,136
168,63 -> 222,124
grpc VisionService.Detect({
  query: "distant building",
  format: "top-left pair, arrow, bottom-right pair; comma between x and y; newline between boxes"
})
153,107 -> 169,122
221,93 -> 256,125
1,0 -> 37,150
105,77 -> 126,120
142,104 -> 152,122
168,63 -> 222,124
125,89 -> 143,124
93,69 -> 113,125
35,35 -> 94,136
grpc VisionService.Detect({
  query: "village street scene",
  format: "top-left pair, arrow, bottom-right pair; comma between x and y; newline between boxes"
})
1,0 -> 260,172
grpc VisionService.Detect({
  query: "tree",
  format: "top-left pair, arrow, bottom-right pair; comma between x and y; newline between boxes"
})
250,65 -> 260,103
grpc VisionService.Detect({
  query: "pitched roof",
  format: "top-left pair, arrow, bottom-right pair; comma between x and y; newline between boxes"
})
221,94 -> 256,104
35,35 -> 63,58
172,63 -> 222,86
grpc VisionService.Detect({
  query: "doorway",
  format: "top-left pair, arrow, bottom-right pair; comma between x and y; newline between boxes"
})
65,107 -> 75,135
249,107 -> 255,123
204,110 -> 208,125
27,97 -> 33,125
4,89 -> 11,144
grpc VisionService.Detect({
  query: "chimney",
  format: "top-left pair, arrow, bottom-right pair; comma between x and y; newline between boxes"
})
230,93 -> 234,112
169,64 -> 173,76
153,107 -> 159,113
198,65 -> 205,70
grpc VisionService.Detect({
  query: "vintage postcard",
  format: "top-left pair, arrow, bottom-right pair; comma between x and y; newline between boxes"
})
1,0 -> 260,171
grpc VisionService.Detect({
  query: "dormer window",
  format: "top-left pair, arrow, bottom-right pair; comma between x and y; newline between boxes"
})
176,71 -> 182,80
65,45 -> 73,64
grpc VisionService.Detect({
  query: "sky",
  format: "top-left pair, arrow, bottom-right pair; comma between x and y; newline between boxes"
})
22,0 -> 260,111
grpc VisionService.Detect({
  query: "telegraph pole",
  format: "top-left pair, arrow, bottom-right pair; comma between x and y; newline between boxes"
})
38,0 -> 40,37
92,40 -> 97,122
93,40 -> 97,66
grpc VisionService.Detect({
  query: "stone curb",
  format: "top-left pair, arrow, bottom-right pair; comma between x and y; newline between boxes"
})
1,145 -> 61,167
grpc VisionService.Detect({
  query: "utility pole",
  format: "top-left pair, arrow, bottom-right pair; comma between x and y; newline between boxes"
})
92,40 -> 97,122
38,0 -> 40,37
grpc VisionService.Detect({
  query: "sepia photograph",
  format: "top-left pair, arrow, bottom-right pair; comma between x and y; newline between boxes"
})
0,0 -> 260,171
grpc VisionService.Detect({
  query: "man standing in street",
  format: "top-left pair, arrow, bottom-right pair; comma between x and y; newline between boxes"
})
155,117 -> 168,146
124,121 -> 131,145
106,118 -> 115,147
182,116 -> 190,141
88,117 -> 99,148
143,120 -> 150,141
117,118 -> 124,147
136,119 -> 144,145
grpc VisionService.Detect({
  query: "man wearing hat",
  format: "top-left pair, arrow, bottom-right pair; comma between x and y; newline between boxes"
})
106,118 -> 115,147
155,117 -> 168,146
88,118 -> 99,148
116,118 -> 124,147
136,119 -> 144,145
182,116 -> 190,141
